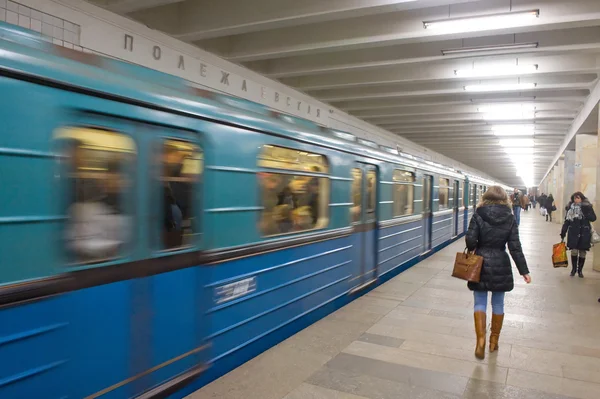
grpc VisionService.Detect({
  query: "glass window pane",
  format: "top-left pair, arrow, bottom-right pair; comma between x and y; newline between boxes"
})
393,170 -> 415,217
439,178 -> 450,210
258,146 -> 329,236
161,139 -> 202,250
366,170 -> 376,214
351,168 -> 362,223
258,145 -> 328,173
55,127 -> 135,264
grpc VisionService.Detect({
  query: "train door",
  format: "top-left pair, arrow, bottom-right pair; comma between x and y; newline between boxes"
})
453,180 -> 460,237
422,174 -> 433,253
351,163 -> 378,292
464,181 -> 470,232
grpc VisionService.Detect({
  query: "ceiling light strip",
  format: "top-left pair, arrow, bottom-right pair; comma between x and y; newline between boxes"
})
424,9 -> 539,30
442,42 -> 539,56
455,64 -> 538,78
465,83 -> 537,92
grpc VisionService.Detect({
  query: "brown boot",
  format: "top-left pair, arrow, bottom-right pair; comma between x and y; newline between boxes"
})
489,314 -> 504,352
474,311 -> 486,359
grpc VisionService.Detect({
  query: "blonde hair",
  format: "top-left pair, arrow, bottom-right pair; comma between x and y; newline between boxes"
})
477,185 -> 511,208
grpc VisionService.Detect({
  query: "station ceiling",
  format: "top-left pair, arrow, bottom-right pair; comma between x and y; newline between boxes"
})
88,0 -> 600,187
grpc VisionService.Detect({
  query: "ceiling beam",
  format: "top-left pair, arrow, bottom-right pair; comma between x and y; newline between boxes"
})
246,27 -> 600,79
334,92 -> 588,112
352,102 -> 581,119
540,81 -> 600,184
163,0 -> 478,41
315,76 -> 596,102
201,0 -> 600,62
370,115 -> 576,126
93,0 -> 184,14
280,54 -> 600,91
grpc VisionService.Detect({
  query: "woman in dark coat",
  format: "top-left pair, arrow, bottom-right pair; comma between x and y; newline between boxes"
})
465,186 -> 531,360
561,192 -> 597,278
544,194 -> 555,222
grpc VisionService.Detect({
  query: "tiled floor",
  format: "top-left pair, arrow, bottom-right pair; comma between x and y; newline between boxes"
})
189,210 -> 600,399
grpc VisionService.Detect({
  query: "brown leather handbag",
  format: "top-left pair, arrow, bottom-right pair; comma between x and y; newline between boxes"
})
452,249 -> 484,282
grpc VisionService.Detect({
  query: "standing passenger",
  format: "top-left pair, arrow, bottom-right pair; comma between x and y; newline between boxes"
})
539,193 -> 547,215
545,194 -> 555,222
520,194 -> 530,212
561,192 -> 597,278
511,188 -> 522,225
465,186 -> 531,360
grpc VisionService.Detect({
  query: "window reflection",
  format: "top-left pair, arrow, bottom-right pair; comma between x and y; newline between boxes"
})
366,170 -> 376,215
55,127 -> 135,264
351,168 -> 362,223
439,178 -> 450,210
258,146 -> 329,236
393,170 -> 415,217
160,140 -> 202,250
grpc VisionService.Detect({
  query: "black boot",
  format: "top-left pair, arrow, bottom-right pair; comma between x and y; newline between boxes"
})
570,256 -> 578,277
578,256 -> 585,278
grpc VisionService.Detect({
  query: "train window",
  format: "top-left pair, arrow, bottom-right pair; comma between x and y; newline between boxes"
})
159,139 -> 202,250
392,170 -> 414,217
55,127 -> 136,264
351,168 -> 362,223
258,146 -> 329,236
439,178 -> 450,210
366,169 -> 377,215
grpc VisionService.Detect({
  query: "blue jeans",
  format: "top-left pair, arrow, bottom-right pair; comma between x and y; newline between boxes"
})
513,206 -> 521,225
473,291 -> 505,314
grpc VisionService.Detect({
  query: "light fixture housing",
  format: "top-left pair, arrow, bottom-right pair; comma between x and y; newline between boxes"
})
482,112 -> 536,121
492,125 -> 535,136
424,10 -> 539,31
442,42 -> 539,56
499,139 -> 534,147
455,64 -> 538,78
478,104 -> 536,113
464,83 -> 537,92
504,147 -> 534,155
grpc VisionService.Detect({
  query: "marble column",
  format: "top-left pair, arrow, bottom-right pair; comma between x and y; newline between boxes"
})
594,113 -> 600,270
548,166 -> 557,219
556,157 -> 565,223
563,150 -> 576,208
574,134 -> 597,201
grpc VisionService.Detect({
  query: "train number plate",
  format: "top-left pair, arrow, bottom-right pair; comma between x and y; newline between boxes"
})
214,277 -> 257,304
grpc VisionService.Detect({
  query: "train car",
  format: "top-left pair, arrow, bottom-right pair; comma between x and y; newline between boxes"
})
0,22 -> 508,399
462,175 -> 512,233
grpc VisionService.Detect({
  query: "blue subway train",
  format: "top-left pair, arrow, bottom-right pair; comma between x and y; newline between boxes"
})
0,22 -> 509,399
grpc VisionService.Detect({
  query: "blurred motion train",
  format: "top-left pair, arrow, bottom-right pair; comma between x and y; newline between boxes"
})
0,22 -> 512,398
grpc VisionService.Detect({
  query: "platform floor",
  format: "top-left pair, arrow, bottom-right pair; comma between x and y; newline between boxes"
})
189,210 -> 600,399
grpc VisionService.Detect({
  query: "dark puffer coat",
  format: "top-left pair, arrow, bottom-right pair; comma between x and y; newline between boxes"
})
561,200 -> 597,251
466,204 -> 529,292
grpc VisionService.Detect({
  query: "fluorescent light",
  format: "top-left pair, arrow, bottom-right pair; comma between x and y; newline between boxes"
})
465,83 -> 537,92
492,124 -> 535,134
504,147 -> 534,154
482,112 -> 535,120
424,10 -> 539,31
517,171 -> 534,178
510,159 -> 533,164
500,139 -> 534,147
456,64 -> 538,78
442,42 -> 539,56
494,130 -> 535,136
478,104 -> 536,113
